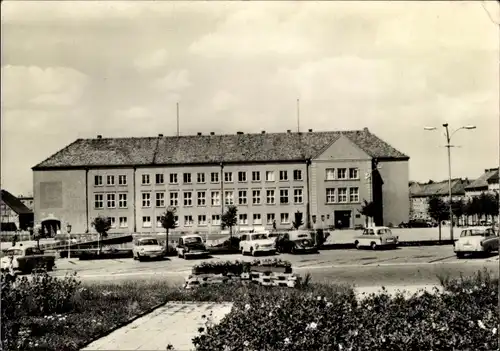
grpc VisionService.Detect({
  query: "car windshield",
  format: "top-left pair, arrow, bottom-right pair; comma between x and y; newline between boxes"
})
251,234 -> 268,240
7,249 -> 23,256
296,234 -> 310,239
139,239 -> 159,246
268,233 -> 279,238
185,237 -> 202,244
377,229 -> 392,235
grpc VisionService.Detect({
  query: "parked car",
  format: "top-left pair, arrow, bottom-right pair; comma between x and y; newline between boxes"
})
454,226 -> 499,258
276,231 -> 318,254
240,233 -> 276,256
354,226 -> 399,250
133,237 -> 165,261
0,246 -> 56,274
176,235 -> 209,259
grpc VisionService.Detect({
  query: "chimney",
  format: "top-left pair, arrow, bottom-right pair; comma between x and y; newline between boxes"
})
237,131 -> 244,135
158,134 -> 163,137
197,132 -> 202,136
261,131 -> 266,134
363,127 -> 369,132
287,130 -> 291,133
97,135 -> 102,139
210,132 -> 215,135
308,129 -> 313,132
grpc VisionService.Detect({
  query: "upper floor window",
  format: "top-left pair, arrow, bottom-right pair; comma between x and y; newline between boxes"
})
266,171 -> 275,182
156,192 -> 165,207
252,171 -> 260,182
197,173 -> 205,183
169,173 -> 178,184
94,175 -> 103,186
169,192 -> 179,206
183,191 -> 193,206
238,190 -> 247,205
155,173 -> 164,184
118,193 -> 128,208
325,168 -> 335,181
338,188 -> 348,202
279,171 -> 288,181
211,172 -> 219,183
238,171 -> 247,182
106,175 -> 115,186
252,190 -> 261,205
225,191 -> 234,205
349,168 -> 359,179
326,188 -> 335,204
183,173 -> 192,184
293,170 -> 303,181
142,192 -> 151,207
142,174 -> 151,185
349,187 -> 359,202
197,191 -> 206,206
266,189 -> 275,204
118,175 -> 127,185
294,188 -> 303,204
279,189 -> 289,204
107,193 -> 116,208
224,172 -> 233,183
211,191 -> 221,206
337,168 -> 347,180
94,194 -> 104,209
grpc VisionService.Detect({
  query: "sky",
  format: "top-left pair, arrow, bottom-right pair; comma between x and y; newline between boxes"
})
1,1 -> 499,196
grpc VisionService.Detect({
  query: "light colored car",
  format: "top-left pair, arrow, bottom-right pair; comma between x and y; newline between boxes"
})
0,246 -> 56,273
133,237 -> 165,261
454,226 -> 499,258
354,226 -> 399,250
240,233 -> 276,256
176,235 -> 209,259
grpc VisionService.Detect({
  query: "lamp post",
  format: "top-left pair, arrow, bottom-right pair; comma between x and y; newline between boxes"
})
66,223 -> 72,259
424,124 -> 476,240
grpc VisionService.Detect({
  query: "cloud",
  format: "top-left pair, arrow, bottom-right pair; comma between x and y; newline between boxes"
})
133,49 -> 169,70
1,65 -> 89,107
212,90 -> 240,111
114,106 -> 150,120
153,69 -> 191,92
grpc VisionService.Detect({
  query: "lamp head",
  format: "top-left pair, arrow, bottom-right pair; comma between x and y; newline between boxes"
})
463,125 -> 476,130
424,127 -> 437,131
442,123 -> 449,128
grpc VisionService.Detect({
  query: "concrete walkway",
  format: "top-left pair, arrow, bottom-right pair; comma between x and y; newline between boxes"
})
81,285 -> 440,351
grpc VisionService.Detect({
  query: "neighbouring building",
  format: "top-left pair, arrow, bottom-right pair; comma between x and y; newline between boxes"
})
465,168 -> 499,198
1,189 -> 34,231
32,128 -> 410,234
409,179 -> 470,221
18,194 -> 34,211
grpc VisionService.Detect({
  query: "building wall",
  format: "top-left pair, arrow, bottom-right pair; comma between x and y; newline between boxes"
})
0,201 -> 20,229
378,160 -> 410,226
19,197 -> 34,211
411,194 -> 466,221
33,170 -> 87,232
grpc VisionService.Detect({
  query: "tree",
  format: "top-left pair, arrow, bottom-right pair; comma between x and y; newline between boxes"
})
427,196 -> 449,241
91,216 -> 111,253
358,200 -> 376,227
479,192 -> 499,224
451,199 -> 465,226
160,207 -> 178,253
221,205 -> 238,238
292,211 -> 304,230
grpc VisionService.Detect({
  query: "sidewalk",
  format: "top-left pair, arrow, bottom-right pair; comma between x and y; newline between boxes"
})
81,285 -> 440,351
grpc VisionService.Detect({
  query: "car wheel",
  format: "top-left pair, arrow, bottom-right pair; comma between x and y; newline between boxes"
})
355,241 -> 361,250
370,242 -> 377,250
250,248 -> 255,256
291,247 -> 296,254
241,247 -> 245,256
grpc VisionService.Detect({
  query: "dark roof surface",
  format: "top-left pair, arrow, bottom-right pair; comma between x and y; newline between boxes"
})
33,129 -> 409,169
410,179 -> 469,197
465,168 -> 499,190
1,190 -> 33,214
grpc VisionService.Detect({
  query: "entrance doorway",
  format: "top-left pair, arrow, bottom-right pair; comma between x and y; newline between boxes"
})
334,211 -> 351,229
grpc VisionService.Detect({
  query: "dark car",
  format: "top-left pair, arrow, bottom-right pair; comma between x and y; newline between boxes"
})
276,231 -> 318,254
176,235 -> 209,259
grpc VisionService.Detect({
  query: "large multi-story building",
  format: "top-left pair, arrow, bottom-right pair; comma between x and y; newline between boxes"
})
32,128 -> 410,234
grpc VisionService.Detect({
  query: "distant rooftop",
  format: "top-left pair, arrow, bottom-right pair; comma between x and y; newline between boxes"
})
1,189 -> 33,215
410,179 -> 470,197
465,168 -> 499,190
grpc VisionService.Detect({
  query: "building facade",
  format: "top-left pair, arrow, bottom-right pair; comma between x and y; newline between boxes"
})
32,128 -> 410,234
1,189 -> 34,231
18,195 -> 34,211
465,168 -> 499,199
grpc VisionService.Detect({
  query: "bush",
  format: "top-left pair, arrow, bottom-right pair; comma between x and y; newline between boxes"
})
193,269 -> 499,351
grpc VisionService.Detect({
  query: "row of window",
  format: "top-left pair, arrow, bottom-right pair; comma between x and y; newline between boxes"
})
93,187 -> 360,209
106,213 -> 290,229
93,167 -> 361,187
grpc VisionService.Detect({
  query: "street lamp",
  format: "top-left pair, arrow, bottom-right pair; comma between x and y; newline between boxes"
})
424,124 -> 476,240
66,223 -> 72,259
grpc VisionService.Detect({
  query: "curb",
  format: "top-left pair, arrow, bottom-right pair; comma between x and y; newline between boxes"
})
321,240 -> 454,250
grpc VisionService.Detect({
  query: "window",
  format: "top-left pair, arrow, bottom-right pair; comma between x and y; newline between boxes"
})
211,191 -> 221,206
170,192 -> 179,206
238,171 -> 247,182
174,216 -> 179,226
349,168 -> 359,179
279,170 -> 288,181
95,175 -> 103,186
266,214 -> 275,225
252,190 -> 261,205
266,171 -> 275,182
156,173 -> 164,184
156,192 -> 165,207
197,173 -> 205,183
119,217 -> 128,228
238,190 -> 247,205
142,216 -> 152,228
183,173 -> 192,184
224,172 -> 233,182
94,194 -> 104,209
239,214 -> 248,225
294,188 -> 303,204
325,168 -> 335,180
197,191 -> 206,206
326,188 -> 335,204
198,215 -> 207,226
224,191 -> 234,205
293,170 -> 302,181
280,213 -> 290,224
211,172 -> 219,183
252,171 -> 260,182
266,190 -> 275,204
107,193 -> 116,208
142,193 -> 151,207
212,215 -> 221,226
110,217 -> 116,228
184,215 -> 193,226
183,191 -> 193,206
118,175 -> 127,185
107,175 -> 115,186
338,188 -> 348,202
169,173 -> 178,184
280,189 -> 289,204
118,193 -> 128,208
142,174 -> 151,185
349,187 -> 359,202
253,213 -> 262,225
337,168 -> 347,180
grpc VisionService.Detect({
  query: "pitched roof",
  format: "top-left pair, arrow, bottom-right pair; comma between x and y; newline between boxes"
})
1,190 -> 33,215
410,179 -> 468,197
32,128 -> 409,170
465,168 -> 499,190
